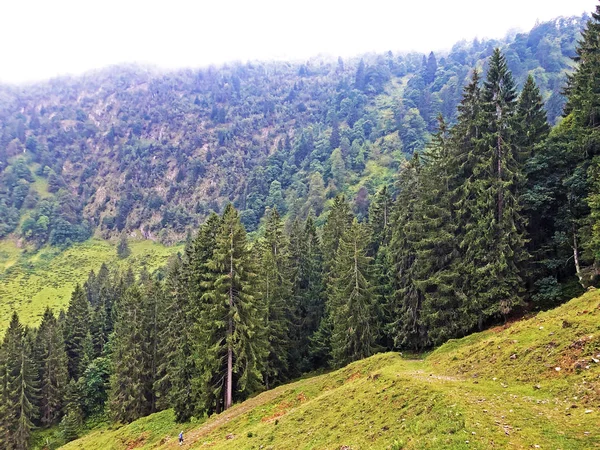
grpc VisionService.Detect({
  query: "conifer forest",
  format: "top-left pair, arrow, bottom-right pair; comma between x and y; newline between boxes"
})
1,4 -> 600,449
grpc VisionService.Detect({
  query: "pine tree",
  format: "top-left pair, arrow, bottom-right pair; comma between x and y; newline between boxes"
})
64,285 -> 90,381
329,219 -> 379,367
256,208 -> 293,388
199,204 -> 267,412
35,308 -> 68,427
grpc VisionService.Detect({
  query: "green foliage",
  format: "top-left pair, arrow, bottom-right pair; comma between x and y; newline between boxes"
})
329,219 -> 379,367
0,313 -> 39,450
116,234 -> 131,259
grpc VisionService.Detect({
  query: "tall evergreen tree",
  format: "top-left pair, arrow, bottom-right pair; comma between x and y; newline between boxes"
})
199,204 -> 267,412
35,308 -> 68,427
563,4 -> 600,277
257,208 -> 293,388
289,216 -> 325,372
64,285 -> 90,381
108,286 -> 150,423
388,155 -> 428,349
456,50 -> 528,326
0,313 -> 39,450
329,219 -> 379,366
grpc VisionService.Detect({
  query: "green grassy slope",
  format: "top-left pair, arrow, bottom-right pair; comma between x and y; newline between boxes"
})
59,291 -> 600,450
0,239 -> 181,333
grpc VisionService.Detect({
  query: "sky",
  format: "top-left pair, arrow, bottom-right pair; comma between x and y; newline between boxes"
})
0,0 -> 597,84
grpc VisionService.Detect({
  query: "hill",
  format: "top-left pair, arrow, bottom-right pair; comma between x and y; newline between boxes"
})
0,239 -> 180,331
55,290 -> 600,450
0,15 -> 588,247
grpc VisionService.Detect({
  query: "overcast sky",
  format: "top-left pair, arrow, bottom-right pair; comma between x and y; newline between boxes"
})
0,0 -> 596,83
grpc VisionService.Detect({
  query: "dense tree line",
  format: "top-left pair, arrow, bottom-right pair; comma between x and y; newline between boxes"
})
0,14 -> 587,246
3,6 -> 600,449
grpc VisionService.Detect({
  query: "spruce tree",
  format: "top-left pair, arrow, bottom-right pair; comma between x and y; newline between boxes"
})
108,286 -> 150,423
35,308 -> 68,427
256,208 -> 293,388
199,204 -> 267,412
563,4 -> 600,274
416,117 -> 463,345
388,155 -> 428,349
329,219 -> 379,367
64,284 -> 90,381
322,195 -> 353,274
1,313 -> 39,450
289,216 -> 325,372
154,256 -> 196,422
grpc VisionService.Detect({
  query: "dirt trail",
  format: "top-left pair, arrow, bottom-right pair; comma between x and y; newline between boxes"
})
162,384 -> 291,448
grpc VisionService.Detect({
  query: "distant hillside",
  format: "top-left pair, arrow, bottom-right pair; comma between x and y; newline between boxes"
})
0,239 -> 180,331
0,15 -> 588,246
54,290 -> 600,449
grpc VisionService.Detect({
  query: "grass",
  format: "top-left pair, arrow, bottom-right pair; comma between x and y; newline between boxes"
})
57,290 -> 600,450
0,238 -> 181,333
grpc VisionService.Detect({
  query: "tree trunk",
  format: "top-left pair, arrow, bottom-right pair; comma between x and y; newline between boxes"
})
573,225 -> 585,289
497,132 -> 503,225
225,229 -> 234,410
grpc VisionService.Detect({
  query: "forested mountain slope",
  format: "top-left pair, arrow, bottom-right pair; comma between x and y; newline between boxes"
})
0,15 -> 587,245
5,7 -> 600,449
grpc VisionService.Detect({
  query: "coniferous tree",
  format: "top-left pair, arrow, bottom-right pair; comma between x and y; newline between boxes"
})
1,313 -> 39,450
388,155 -> 428,349
257,208 -> 293,388
155,256 -> 196,422
563,4 -> 600,277
415,117 -> 463,344
329,219 -> 379,366
108,286 -> 150,423
141,278 -> 163,414
322,195 -> 353,274
64,285 -> 90,381
290,216 -> 325,372
454,51 -> 528,327
186,213 -> 222,418
199,204 -> 267,412
35,308 -> 68,427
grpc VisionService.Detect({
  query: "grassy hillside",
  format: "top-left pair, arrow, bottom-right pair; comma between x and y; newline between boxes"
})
0,239 -> 181,332
58,290 -> 600,450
